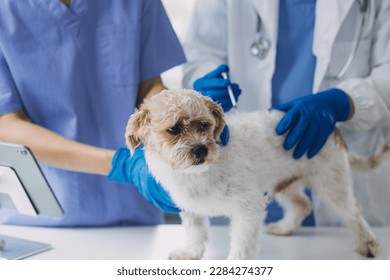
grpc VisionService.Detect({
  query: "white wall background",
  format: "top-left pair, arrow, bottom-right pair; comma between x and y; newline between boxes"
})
161,0 -> 196,89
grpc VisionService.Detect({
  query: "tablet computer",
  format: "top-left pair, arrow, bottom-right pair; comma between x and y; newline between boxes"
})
0,142 -> 64,217
0,142 -> 64,259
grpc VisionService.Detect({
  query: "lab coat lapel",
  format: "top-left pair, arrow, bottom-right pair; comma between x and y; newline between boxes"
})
313,0 -> 355,91
250,0 -> 279,46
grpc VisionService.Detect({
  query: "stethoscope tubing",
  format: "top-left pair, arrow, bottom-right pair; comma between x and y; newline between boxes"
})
335,0 -> 368,79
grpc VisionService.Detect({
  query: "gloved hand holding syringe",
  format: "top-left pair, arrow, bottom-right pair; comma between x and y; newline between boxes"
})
193,64 -> 241,113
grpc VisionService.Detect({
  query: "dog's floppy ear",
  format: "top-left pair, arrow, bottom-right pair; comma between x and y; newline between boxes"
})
204,97 -> 225,139
125,107 -> 150,154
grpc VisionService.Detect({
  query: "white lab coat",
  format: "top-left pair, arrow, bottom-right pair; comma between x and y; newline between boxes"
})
183,0 -> 390,226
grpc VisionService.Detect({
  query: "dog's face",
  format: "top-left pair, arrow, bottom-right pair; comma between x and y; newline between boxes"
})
125,89 -> 225,171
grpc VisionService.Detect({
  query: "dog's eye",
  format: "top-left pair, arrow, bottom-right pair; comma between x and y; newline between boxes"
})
199,122 -> 209,133
168,123 -> 183,136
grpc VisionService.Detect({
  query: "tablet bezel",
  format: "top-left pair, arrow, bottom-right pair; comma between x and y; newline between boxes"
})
0,142 -> 64,217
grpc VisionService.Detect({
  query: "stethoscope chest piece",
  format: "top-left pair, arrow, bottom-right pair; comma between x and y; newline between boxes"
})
250,37 -> 271,59
251,13 -> 271,59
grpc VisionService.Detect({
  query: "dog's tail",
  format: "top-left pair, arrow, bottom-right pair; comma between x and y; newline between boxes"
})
348,140 -> 390,172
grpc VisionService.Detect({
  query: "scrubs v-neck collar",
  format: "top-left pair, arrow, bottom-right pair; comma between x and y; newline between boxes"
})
39,0 -> 88,30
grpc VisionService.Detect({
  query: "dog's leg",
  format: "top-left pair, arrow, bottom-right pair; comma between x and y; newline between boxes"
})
311,170 -> 380,258
169,211 -> 209,260
266,182 -> 311,236
227,204 -> 266,260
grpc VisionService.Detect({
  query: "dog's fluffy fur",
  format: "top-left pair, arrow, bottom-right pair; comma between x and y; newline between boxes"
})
126,89 -> 389,260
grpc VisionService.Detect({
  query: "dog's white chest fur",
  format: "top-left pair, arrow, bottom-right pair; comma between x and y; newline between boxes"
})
146,152 -> 238,216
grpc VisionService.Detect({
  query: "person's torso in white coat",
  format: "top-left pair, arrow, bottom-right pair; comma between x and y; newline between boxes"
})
183,0 -> 390,226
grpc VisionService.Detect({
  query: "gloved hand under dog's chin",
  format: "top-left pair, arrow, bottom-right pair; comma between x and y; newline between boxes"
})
108,147 -> 180,213
194,64 -> 241,113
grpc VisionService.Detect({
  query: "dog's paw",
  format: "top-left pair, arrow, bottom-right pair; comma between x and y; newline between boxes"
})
265,222 -> 294,236
169,248 -> 203,260
356,239 -> 381,258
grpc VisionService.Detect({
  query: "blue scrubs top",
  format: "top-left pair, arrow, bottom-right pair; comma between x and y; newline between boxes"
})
0,0 -> 186,226
267,0 -> 316,225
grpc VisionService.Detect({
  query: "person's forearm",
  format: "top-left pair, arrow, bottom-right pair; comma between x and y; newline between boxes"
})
0,77 -> 166,175
136,76 -> 165,107
0,110 -> 115,175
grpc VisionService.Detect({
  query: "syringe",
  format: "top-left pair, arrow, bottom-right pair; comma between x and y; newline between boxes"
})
221,72 -> 238,112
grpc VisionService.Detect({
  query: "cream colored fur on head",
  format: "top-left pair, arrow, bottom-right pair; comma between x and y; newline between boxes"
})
126,89 -> 224,170
126,89 -> 386,260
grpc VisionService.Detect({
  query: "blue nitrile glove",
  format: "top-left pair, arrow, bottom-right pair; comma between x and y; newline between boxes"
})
108,147 -> 180,213
272,88 -> 350,159
193,64 -> 241,112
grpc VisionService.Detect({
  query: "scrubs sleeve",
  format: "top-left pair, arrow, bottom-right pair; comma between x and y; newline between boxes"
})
0,46 -> 22,114
139,0 -> 186,81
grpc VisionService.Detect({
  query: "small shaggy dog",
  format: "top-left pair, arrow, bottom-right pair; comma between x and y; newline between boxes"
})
126,89 -> 388,260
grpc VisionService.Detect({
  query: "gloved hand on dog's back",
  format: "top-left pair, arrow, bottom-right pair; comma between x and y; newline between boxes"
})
108,147 -> 180,213
193,64 -> 241,112
272,88 -> 351,159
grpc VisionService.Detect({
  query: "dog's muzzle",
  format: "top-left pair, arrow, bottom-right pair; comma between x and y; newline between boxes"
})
191,144 -> 208,165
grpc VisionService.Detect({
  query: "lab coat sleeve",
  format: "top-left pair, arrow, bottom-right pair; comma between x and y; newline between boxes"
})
0,46 -> 22,115
182,0 -> 228,89
337,1 -> 390,131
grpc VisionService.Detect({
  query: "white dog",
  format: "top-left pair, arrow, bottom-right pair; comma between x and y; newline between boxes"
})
126,89 -> 388,260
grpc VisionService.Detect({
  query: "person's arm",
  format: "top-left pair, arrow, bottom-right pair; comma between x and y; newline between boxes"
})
0,110 -> 115,175
272,88 -> 352,160
0,76 -> 165,175
336,1 -> 390,131
136,76 -> 165,107
193,64 -> 241,112
108,76 -> 181,213
61,0 -> 71,7
272,2 -> 390,160
182,0 -> 228,89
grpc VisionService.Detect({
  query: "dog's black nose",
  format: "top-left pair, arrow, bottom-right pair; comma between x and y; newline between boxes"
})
191,145 -> 208,159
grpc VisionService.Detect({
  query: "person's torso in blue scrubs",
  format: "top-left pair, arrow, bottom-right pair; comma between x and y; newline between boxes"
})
268,0 -> 317,226
0,0 -> 185,226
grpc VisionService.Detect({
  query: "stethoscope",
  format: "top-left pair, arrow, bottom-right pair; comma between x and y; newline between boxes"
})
249,12 -> 270,59
250,0 -> 369,79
